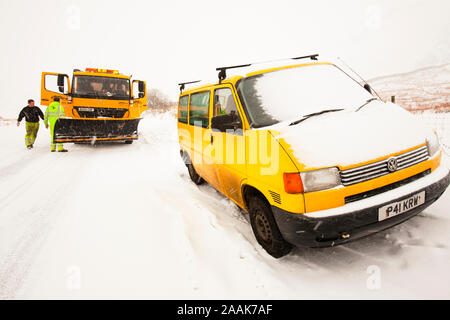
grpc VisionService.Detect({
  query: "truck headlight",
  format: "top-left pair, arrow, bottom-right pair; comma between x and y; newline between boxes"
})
300,167 -> 341,193
426,131 -> 440,157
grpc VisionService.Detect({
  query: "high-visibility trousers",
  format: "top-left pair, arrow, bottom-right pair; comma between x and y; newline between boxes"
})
25,122 -> 39,147
49,121 -> 64,151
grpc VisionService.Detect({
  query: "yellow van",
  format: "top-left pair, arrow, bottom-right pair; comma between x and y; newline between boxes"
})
177,55 -> 450,258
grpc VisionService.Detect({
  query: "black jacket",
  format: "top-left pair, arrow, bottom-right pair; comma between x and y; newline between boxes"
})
17,106 -> 45,123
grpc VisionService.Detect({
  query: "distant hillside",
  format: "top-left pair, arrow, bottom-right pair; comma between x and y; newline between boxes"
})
0,117 -> 14,126
369,63 -> 450,113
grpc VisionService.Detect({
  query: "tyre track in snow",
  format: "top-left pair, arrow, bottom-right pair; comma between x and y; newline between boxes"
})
0,153 -> 57,212
0,154 -> 85,299
0,150 -> 41,179
154,177 -> 278,299
142,117 -> 280,298
171,170 -> 364,294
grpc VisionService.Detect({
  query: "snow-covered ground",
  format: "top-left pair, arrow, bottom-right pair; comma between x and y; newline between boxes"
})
0,111 -> 449,299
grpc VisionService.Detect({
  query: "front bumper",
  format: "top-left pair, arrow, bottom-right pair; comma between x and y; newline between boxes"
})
272,165 -> 450,248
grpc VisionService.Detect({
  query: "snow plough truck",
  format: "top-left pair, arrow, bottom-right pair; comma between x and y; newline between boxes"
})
40,68 -> 147,144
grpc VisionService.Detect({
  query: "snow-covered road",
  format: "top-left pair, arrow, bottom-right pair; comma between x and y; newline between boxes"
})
0,112 -> 449,299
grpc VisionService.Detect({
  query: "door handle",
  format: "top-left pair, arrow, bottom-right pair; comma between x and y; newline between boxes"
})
211,134 -> 214,145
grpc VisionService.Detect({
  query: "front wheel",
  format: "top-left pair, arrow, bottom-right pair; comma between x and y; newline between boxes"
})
249,196 -> 292,258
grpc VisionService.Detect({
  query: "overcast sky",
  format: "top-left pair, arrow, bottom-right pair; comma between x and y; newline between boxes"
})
0,0 -> 449,117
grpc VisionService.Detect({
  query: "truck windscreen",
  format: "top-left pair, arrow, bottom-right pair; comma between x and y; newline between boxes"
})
72,75 -> 131,100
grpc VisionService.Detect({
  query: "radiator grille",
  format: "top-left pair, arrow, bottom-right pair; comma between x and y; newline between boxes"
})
74,106 -> 128,118
345,169 -> 431,203
340,145 -> 429,186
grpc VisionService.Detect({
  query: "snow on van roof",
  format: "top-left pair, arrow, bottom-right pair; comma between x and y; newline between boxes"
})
179,55 -> 343,95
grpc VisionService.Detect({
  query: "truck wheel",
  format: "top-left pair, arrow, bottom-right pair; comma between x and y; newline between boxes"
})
248,196 -> 292,258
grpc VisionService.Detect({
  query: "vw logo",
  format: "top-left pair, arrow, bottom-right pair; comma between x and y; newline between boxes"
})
387,157 -> 398,172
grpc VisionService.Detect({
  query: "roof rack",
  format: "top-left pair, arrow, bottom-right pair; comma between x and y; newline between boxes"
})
216,64 -> 251,83
215,54 -> 319,82
178,80 -> 201,93
291,54 -> 319,61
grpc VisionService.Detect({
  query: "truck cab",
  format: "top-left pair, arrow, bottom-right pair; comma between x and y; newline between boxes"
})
41,68 -> 147,144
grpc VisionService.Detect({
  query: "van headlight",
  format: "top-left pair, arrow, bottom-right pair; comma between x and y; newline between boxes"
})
300,167 -> 341,193
426,131 -> 440,157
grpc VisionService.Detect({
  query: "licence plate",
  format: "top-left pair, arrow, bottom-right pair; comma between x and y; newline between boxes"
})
378,191 -> 425,221
78,107 -> 94,112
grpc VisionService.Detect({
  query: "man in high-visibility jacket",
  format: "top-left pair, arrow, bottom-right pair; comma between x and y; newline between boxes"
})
44,97 -> 68,152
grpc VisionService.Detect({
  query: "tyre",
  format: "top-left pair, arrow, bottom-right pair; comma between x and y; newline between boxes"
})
248,196 -> 292,258
182,152 -> 204,185
187,163 -> 204,185
125,140 -> 133,144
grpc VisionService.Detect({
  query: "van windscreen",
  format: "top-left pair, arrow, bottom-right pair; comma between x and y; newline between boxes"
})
236,64 -> 374,128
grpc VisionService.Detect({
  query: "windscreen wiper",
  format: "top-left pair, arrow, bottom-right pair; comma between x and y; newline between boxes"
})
289,108 -> 344,126
355,98 -> 378,112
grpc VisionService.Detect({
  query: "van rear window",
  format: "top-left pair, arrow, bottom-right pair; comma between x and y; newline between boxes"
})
189,91 -> 210,128
178,95 -> 189,124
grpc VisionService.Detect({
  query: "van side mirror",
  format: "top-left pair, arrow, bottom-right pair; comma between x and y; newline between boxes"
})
211,114 -> 242,132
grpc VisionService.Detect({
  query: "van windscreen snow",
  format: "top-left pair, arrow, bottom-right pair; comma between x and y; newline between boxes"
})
236,64 -> 373,128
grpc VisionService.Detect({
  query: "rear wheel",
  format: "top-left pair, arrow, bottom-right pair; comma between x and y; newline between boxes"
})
248,196 -> 292,258
187,163 -> 204,185
181,151 -> 204,185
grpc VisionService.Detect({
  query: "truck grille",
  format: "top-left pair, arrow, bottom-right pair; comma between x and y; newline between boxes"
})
74,107 -> 128,118
340,145 -> 429,186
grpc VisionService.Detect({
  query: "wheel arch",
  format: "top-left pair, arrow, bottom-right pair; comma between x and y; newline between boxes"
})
241,183 -> 271,212
179,148 -> 192,165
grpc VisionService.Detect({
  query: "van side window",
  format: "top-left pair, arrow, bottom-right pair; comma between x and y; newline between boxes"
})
189,91 -> 210,128
214,88 -> 241,119
213,88 -> 243,135
178,95 -> 189,124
